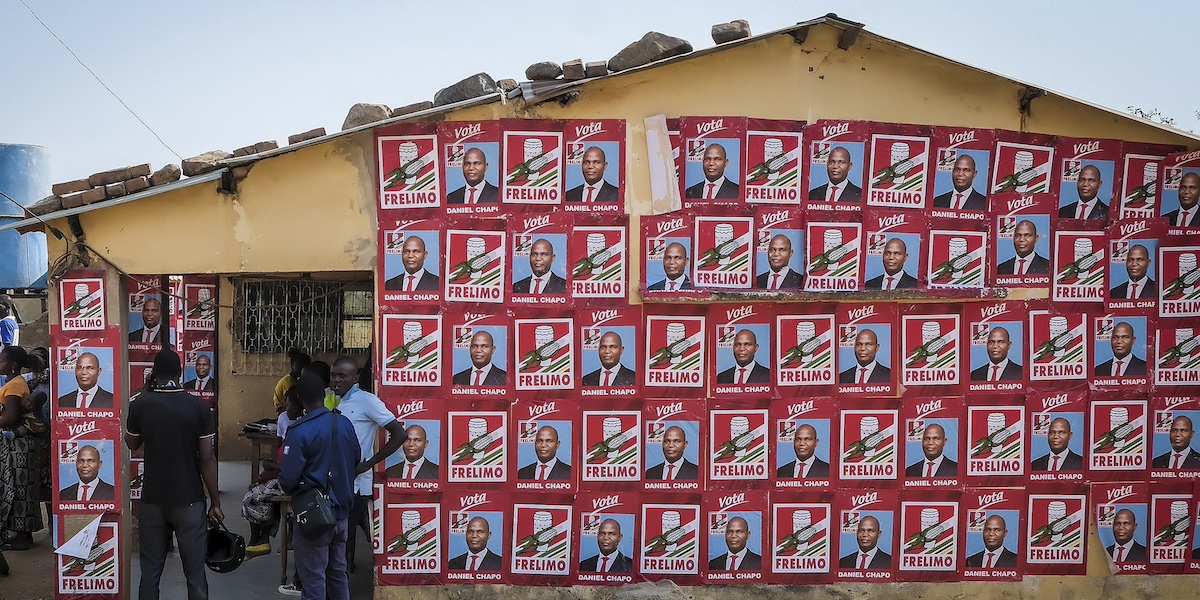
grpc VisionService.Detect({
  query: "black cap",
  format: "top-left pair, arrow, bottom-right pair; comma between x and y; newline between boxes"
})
154,349 -> 182,378
295,371 -> 325,405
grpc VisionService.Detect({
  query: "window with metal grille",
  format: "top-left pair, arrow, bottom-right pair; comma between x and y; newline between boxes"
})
232,278 -> 373,354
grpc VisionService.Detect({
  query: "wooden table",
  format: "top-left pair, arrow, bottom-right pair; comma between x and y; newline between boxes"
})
239,430 -> 278,482
269,494 -> 293,585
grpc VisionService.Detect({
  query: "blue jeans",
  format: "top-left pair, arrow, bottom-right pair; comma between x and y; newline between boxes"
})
139,501 -> 209,600
293,518 -> 348,600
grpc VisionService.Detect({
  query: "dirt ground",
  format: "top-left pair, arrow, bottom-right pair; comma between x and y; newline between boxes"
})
3,520 -> 54,600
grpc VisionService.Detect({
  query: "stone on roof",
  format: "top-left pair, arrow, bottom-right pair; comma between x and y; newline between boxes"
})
433,73 -> 497,107
607,31 -> 692,72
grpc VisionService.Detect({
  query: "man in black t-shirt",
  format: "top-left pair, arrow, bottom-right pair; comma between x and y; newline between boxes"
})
125,349 -> 222,600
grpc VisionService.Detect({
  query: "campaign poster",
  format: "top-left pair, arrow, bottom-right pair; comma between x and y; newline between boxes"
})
703,490 -> 768,583
574,491 -> 638,585
509,499 -> 573,584
562,118 -> 625,213
54,419 -> 121,513
1056,136 -> 1120,222
1092,313 -> 1151,391
1027,391 -> 1087,484
513,314 -> 574,393
1028,307 -> 1089,386
446,308 -> 510,397
640,498 -> 703,583
896,490 -> 961,581
1052,230 -> 1106,302
754,206 -> 805,291
773,396 -> 836,491
1151,396 -> 1200,480
642,399 -> 702,492
511,398 -> 577,493
774,306 -> 838,396
965,404 -> 1025,487
1188,481 -> 1200,573
509,212 -> 571,307
56,516 -> 120,597
500,119 -> 563,208
991,135 -> 1055,196
128,360 -> 153,397
1155,320 -> 1200,389
769,492 -> 837,584
692,214 -> 754,290
962,487 -> 1024,581
1148,484 -> 1194,574
443,490 -> 508,582
377,122 -> 440,211
834,488 -> 898,582
708,401 -> 770,489
439,120 -> 502,216
805,119 -> 869,212
379,312 -> 443,390
180,276 -> 217,333
964,301 -> 1027,396
743,119 -> 804,205
373,483 -> 385,557
379,217 -> 443,305
59,270 -> 106,333
568,215 -> 628,300
835,301 -> 897,396
581,405 -> 642,489
680,116 -> 746,209
1159,242 -> 1200,318
1106,218 -> 1162,311
838,401 -> 902,487
379,397 -> 443,493
52,333 -> 120,420
901,396 -> 963,489
900,307 -> 961,392
378,500 -> 442,584
125,275 -> 172,352
641,212 -> 702,297
709,303 -> 775,397
1118,142 -> 1183,219
1025,486 -> 1087,575
577,307 -> 639,399
1093,482 -> 1149,574
667,118 -> 682,192
180,334 -> 215,408
1087,396 -> 1149,481
803,218 -> 862,292
865,128 -> 932,210
990,195 -> 1054,288
1160,148 -> 1200,233
929,126 -> 993,220
862,209 -> 922,292
642,309 -> 706,396
926,228 -> 986,291
129,453 -> 144,503
445,402 -> 508,487
444,223 -> 506,304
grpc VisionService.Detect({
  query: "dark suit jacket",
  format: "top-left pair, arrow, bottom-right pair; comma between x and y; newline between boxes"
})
838,549 -> 891,569
838,363 -> 891,384
1095,355 -> 1147,377
905,457 -> 958,477
385,459 -> 439,480
1152,448 -> 1200,469
716,362 -> 770,384
1106,542 -> 1147,562
582,365 -> 636,387
127,327 -> 169,344
580,551 -> 633,572
384,271 -> 440,292
1165,209 -> 1197,228
970,361 -> 1023,381
1031,450 -> 1084,471
447,182 -> 499,204
685,178 -> 739,199
808,181 -> 862,202
452,365 -> 506,386
57,388 -> 115,409
997,253 -> 1050,275
517,460 -> 571,480
777,457 -> 830,478
449,549 -> 502,570
647,276 -> 692,291
183,378 -> 215,392
566,181 -> 619,203
756,269 -> 803,290
708,551 -> 762,570
60,479 -> 115,501
1110,279 -> 1156,299
865,271 -> 918,290
1059,200 -> 1110,220
513,272 -> 567,294
933,188 -> 987,210
646,459 -> 699,481
966,547 -> 1018,568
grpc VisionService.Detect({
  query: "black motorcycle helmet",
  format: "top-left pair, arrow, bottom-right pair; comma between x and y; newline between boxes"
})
206,524 -> 246,573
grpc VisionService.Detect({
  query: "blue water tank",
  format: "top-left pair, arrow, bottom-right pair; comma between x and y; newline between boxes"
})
0,144 -> 50,289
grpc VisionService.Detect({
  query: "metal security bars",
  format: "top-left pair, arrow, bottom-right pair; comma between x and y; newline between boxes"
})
232,278 -> 372,354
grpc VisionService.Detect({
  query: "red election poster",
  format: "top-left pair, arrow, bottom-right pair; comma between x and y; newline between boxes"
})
692,213 -> 755,291
1055,136 -> 1121,222
568,214 -> 628,301
1025,484 -> 1087,575
1027,390 -> 1087,484
581,403 -> 643,490
444,221 -> 506,305
769,490 -> 837,584
1148,483 -> 1194,574
900,306 -> 962,393
511,398 -> 578,493
743,119 -> 805,206
926,226 -> 987,291
773,396 -> 836,491
1106,218 -> 1162,311
1117,142 -> 1183,219
753,206 -> 805,291
901,396 -> 963,489
642,399 -> 702,492
775,304 -> 838,396
834,488 -> 899,582
962,487 -> 1024,580
965,403 -> 1026,487
180,333 -> 216,408
129,452 -> 144,505
964,301 -> 1027,396
1027,306 -> 1089,387
708,400 -> 770,490
513,313 -> 575,394
929,126 -> 994,220
577,307 -> 639,399
500,119 -> 563,208
862,209 -> 922,292
445,401 -> 509,488
128,360 -> 152,397
1159,239 -> 1200,318
640,497 -> 704,584
991,195 -> 1055,288
1155,320 -> 1200,390
710,303 -> 774,397
56,515 -> 121,597
379,312 -> 444,391
125,275 -> 172,351
805,119 -> 869,211
52,328 -> 121,420
641,212 -> 702,297
991,133 -> 1055,196
373,483 -> 385,559
1160,148 -> 1200,232
667,118 -> 682,192
443,490 -> 508,583
446,308 -> 510,397
180,276 -> 217,334
59,270 -> 107,333
865,125 -> 932,210
1087,393 -> 1150,481
379,396 -> 443,493
837,399 -> 902,488
574,491 -> 639,585
509,212 -> 571,307
1092,313 -> 1151,391
379,216 -> 443,305
377,497 -> 442,585
680,116 -> 746,209
1052,230 -> 1107,303
377,122 -> 440,211
803,216 -> 862,293
562,118 -> 625,213
703,490 -> 768,584
836,301 -> 898,396
509,498 -> 573,584
642,308 -> 706,397
896,489 -> 961,582
439,120 -> 502,216
1191,481 -> 1200,573
1092,482 -> 1149,575
1151,395 -> 1200,479
54,418 -> 121,513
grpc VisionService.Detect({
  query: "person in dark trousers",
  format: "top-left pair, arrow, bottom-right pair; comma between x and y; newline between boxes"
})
279,372 -> 359,600
124,350 -> 222,600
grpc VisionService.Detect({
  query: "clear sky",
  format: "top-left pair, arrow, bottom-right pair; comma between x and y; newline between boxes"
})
1,0 -> 1196,194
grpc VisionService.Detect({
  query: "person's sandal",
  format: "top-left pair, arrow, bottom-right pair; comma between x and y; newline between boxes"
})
245,543 -> 271,559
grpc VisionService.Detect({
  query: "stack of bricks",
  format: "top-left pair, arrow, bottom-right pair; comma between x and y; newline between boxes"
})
54,164 -> 152,209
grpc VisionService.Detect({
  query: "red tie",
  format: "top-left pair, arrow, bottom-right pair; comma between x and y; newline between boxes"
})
468,188 -> 477,204
406,275 -> 415,291
1173,454 -> 1183,469
797,462 -> 806,478
991,365 -> 999,381
1017,258 -> 1026,275
1129,283 -> 1139,299
600,556 -> 609,572
602,371 -> 612,387
468,555 -> 478,570
955,193 -> 964,209
738,368 -> 747,384
534,279 -> 543,294
706,183 -> 715,199
1115,546 -> 1125,563
586,187 -> 595,203
1114,360 -> 1124,376
925,461 -> 935,477
1182,210 -> 1193,227
986,552 -> 995,568
858,368 -> 867,384
81,484 -> 91,501
1077,202 -> 1087,220
771,273 -> 780,289
473,369 -> 483,386
406,463 -> 415,479
859,552 -> 868,569
829,185 -> 840,202
668,281 -> 677,291
539,464 -> 548,480
1051,455 -> 1059,471
665,464 -> 675,480
886,276 -> 895,290
729,555 -> 739,570
79,392 -> 90,409
143,329 -> 152,343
